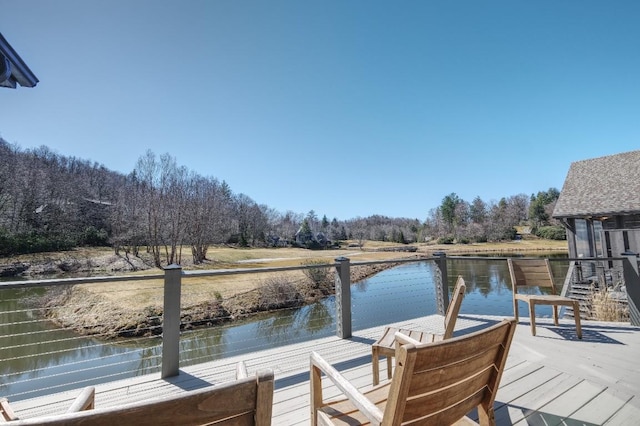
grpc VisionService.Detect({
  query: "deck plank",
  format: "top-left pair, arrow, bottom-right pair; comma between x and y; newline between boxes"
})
513,380 -> 607,425
571,388 -> 636,425
8,315 -> 640,425
495,373 -> 583,424
604,398 -> 640,425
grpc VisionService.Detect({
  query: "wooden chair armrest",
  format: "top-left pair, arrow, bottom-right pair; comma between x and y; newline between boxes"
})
236,360 -> 248,379
1,397 -> 19,421
66,386 -> 95,413
310,351 -> 383,425
394,331 -> 421,346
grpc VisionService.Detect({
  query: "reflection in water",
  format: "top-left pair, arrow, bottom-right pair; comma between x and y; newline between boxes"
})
254,299 -> 335,342
0,288 -> 163,400
448,256 -> 565,316
1,255 -> 565,401
351,261 -> 439,329
178,298 -> 336,367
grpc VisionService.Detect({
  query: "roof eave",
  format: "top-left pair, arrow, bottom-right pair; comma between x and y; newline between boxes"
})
0,32 -> 39,88
553,209 -> 640,220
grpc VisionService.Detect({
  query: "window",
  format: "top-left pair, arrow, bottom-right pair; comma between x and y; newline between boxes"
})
575,219 -> 591,258
593,221 -> 603,257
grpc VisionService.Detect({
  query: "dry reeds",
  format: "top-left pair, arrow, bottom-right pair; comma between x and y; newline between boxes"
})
587,282 -> 629,322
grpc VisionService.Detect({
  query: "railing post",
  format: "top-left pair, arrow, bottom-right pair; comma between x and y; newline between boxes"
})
162,264 -> 182,378
433,252 -> 449,316
335,257 -> 352,339
621,252 -> 640,326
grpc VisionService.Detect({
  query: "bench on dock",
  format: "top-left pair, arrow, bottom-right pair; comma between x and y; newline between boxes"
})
5,362 -> 274,426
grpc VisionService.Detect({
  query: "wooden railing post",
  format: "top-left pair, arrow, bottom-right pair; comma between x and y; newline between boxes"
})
433,252 -> 449,316
162,264 -> 182,378
335,257 -> 351,339
621,252 -> 640,326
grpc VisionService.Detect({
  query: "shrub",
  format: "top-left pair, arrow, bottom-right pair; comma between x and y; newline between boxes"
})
0,231 -> 75,256
302,260 -> 334,294
257,276 -> 303,310
79,226 -> 109,246
535,225 -> 566,240
437,236 -> 454,244
502,227 -> 518,241
304,240 -> 323,250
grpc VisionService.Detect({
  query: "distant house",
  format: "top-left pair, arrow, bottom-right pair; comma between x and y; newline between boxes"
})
553,150 -> 640,259
0,32 -> 38,89
294,226 -> 331,249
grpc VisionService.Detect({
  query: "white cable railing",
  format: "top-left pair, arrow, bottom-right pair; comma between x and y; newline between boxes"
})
1,252 -> 638,403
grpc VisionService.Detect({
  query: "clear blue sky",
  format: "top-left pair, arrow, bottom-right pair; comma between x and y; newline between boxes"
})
2,1 -> 639,221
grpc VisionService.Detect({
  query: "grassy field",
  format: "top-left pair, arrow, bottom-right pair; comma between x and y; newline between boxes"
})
10,237 -> 569,305
176,238 -> 569,267
6,237 -> 568,271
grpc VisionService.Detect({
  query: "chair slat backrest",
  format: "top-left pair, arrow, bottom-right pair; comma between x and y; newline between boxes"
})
10,370 -> 274,426
384,319 -> 517,425
508,258 -> 557,294
443,276 -> 466,339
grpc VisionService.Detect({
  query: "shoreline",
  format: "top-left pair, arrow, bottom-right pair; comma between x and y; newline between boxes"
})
37,261 -> 401,338
1,240 -> 568,279
5,241 -> 568,339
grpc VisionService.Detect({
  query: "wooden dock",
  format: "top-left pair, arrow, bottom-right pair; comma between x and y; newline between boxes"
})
9,314 -> 640,425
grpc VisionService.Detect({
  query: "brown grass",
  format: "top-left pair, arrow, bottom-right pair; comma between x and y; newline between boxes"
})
588,284 -> 629,322
15,239 -> 569,313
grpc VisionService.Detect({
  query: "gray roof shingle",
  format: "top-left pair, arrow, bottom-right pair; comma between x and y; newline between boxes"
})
553,150 -> 640,218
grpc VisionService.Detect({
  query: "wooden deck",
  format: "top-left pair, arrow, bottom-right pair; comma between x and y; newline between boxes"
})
9,314 -> 640,425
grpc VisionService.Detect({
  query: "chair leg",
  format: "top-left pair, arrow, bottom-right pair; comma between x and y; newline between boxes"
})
528,302 -> 537,336
477,402 -> 495,426
386,356 -> 392,381
513,298 -> 519,322
573,301 -> 583,339
310,362 -> 323,426
552,305 -> 559,326
371,347 -> 380,386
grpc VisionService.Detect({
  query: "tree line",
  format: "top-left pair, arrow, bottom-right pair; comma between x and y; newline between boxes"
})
422,190 -> 563,244
0,138 -> 562,265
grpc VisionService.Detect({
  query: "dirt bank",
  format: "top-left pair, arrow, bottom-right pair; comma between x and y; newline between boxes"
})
1,249 -> 153,278
36,260 -> 401,338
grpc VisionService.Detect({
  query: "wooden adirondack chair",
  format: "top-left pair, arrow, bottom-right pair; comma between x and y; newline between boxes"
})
508,258 -> 582,339
371,275 -> 466,385
311,318 -> 517,425
6,362 -> 274,426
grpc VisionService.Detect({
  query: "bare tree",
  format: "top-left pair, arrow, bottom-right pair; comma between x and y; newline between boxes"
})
110,171 -> 145,257
185,175 -> 234,263
279,210 -> 303,242
0,139 -> 17,228
161,156 -> 188,265
135,150 -> 166,267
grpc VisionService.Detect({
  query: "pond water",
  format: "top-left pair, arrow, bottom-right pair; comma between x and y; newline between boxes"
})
0,255 -> 567,400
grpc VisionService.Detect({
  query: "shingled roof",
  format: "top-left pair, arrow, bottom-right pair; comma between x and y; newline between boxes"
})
553,150 -> 640,218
